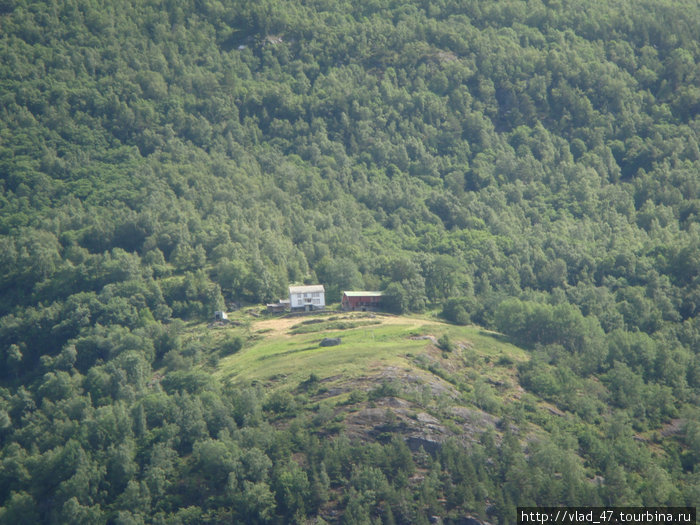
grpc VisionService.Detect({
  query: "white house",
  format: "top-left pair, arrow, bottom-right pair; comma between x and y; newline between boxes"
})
289,284 -> 325,312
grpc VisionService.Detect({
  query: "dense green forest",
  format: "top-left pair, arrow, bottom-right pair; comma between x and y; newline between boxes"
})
1,0 -> 700,522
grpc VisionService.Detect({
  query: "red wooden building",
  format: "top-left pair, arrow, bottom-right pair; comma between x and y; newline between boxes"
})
341,291 -> 384,311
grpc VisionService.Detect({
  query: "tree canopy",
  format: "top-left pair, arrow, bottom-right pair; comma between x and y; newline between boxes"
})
1,0 -> 700,522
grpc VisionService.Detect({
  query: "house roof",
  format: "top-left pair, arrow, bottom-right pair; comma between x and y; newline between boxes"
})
342,291 -> 384,297
289,284 -> 325,294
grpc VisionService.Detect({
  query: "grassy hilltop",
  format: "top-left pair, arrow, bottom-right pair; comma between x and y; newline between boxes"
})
217,311 -> 528,414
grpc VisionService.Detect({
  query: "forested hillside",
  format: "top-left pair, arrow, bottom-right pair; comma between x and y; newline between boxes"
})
1,0 -> 699,522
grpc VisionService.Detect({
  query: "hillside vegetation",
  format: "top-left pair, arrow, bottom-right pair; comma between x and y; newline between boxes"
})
1,0 -> 700,522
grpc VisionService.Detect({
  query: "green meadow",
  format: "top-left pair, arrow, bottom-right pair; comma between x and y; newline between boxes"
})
215,314 -> 529,395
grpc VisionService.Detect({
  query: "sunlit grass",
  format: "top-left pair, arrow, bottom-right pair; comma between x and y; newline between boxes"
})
214,315 -> 529,393
217,323 -> 423,385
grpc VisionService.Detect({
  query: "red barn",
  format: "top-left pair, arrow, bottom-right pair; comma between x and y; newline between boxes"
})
341,291 -> 384,311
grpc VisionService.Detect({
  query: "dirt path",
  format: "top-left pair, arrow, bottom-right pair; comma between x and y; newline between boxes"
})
252,313 -> 434,337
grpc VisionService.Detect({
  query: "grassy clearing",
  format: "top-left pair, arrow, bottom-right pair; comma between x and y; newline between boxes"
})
217,322 -> 424,385
215,314 -> 529,397
210,313 -> 540,448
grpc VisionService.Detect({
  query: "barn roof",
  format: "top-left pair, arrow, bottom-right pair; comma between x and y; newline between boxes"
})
342,291 -> 383,297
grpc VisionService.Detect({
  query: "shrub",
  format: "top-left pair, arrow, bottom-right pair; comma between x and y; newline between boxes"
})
437,334 -> 453,352
442,296 -> 475,325
221,335 -> 244,356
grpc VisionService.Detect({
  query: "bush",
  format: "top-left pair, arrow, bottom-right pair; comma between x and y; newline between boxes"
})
442,297 -> 475,325
346,390 -> 367,404
437,334 -> 453,352
263,390 -> 298,415
221,335 -> 244,356
298,373 -> 320,394
368,381 -> 400,400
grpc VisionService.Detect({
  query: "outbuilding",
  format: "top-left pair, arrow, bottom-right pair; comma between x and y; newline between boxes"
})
266,299 -> 290,313
214,310 -> 229,321
341,291 -> 383,311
